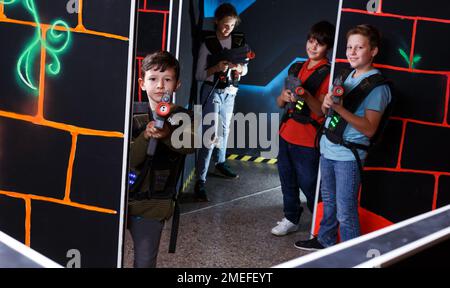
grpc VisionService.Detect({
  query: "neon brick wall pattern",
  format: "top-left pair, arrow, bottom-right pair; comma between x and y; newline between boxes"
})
341,8 -> 450,69
140,0 -> 170,10
138,7 -> 169,52
335,58 -> 450,126
0,0 -> 128,247
336,12 -> 450,140
135,2 -> 170,102
339,6 -> 450,212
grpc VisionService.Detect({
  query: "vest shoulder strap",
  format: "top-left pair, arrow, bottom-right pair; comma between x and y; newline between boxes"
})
202,30 -> 219,42
369,82 -> 395,146
288,62 -> 304,77
203,31 -> 246,53
343,73 -> 388,113
335,68 -> 353,86
303,63 -> 331,96
231,32 -> 245,48
203,31 -> 222,55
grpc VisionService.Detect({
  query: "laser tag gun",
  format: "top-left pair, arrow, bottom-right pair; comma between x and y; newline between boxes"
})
284,75 -> 306,115
208,44 -> 256,87
208,44 -> 255,68
146,91 -> 172,156
327,76 -> 345,118
129,91 -> 172,197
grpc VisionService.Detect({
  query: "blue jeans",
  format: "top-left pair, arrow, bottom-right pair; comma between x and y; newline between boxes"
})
318,155 -> 361,247
277,137 -> 319,224
197,83 -> 236,182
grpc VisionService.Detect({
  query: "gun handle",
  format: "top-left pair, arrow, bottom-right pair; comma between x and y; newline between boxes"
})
285,101 -> 295,114
327,95 -> 341,117
146,116 -> 165,156
147,137 -> 158,156
154,118 -> 165,130
327,107 -> 335,117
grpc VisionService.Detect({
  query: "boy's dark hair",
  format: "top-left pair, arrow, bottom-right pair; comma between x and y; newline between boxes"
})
214,3 -> 241,25
141,51 -> 180,81
346,24 -> 381,49
307,21 -> 335,49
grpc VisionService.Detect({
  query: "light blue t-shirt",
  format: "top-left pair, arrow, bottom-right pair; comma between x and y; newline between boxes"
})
320,69 -> 392,161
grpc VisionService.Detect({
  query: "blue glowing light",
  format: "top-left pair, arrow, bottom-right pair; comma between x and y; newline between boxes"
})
239,57 -> 307,96
204,0 -> 256,17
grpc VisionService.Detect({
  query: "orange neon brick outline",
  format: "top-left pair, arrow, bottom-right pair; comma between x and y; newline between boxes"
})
0,0 -> 130,246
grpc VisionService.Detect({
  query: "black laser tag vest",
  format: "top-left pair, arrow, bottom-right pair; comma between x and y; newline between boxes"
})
323,69 -> 393,172
281,61 -> 330,129
129,107 -> 187,201
204,31 -> 245,89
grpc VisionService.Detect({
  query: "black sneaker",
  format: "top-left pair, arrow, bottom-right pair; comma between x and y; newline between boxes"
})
194,180 -> 208,202
294,237 -> 325,251
215,162 -> 238,178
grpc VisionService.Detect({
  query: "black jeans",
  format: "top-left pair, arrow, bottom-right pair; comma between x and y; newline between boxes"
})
128,216 -> 164,268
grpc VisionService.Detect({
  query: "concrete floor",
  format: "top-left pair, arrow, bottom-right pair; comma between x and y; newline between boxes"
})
123,160 -> 313,268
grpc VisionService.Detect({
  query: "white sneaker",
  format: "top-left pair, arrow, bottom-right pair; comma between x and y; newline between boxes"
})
271,218 -> 299,236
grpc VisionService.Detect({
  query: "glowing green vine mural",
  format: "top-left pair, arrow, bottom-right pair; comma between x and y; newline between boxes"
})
399,48 -> 422,69
1,0 -> 71,93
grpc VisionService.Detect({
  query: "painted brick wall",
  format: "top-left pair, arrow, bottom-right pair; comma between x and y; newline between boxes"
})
0,0 -> 133,267
343,0 -> 450,227
135,0 -> 170,102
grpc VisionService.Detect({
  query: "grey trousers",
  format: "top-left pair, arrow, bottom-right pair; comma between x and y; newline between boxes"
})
128,216 -> 164,268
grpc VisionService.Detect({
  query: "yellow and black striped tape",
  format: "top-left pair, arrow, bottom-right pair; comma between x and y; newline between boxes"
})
180,154 -> 278,194
181,169 -> 196,193
227,154 -> 278,165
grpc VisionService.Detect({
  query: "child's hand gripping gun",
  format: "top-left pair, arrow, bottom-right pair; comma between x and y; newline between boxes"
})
209,44 -> 256,67
284,75 -> 306,114
146,91 -> 172,156
327,77 -> 345,117
209,45 -> 256,85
